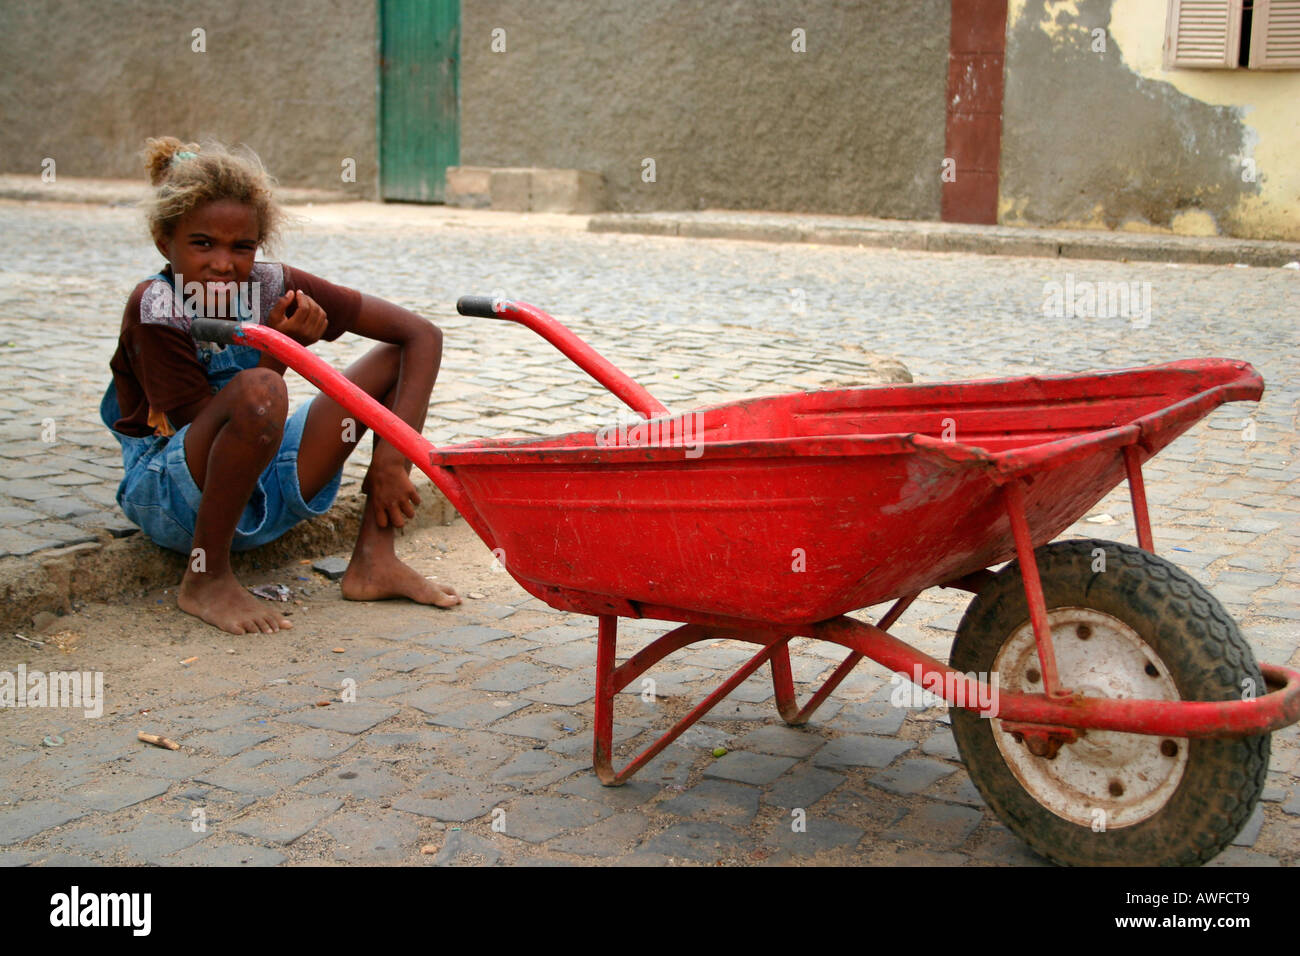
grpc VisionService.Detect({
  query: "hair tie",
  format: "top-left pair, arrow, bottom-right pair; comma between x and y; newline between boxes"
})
171,150 -> 198,165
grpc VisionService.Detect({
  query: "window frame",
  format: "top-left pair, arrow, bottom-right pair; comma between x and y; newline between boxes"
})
1165,0 -> 1300,70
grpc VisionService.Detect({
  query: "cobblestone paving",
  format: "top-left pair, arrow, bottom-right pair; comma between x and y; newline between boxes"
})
0,200 -> 1296,865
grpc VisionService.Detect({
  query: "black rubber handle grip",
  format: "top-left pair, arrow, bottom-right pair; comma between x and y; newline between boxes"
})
191,318 -> 243,345
456,295 -> 510,318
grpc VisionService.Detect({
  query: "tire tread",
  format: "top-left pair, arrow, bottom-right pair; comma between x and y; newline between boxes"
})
950,539 -> 1269,866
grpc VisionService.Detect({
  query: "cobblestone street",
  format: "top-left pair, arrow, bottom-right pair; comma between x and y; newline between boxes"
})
0,199 -> 1296,866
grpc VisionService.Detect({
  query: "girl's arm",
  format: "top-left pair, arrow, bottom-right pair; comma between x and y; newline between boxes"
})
347,294 -> 443,528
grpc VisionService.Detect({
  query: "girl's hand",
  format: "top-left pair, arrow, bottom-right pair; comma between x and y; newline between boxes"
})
362,461 -> 421,528
267,290 -> 328,346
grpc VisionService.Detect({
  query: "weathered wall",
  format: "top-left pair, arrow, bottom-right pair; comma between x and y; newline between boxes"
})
3,1 -> 950,217
460,1 -> 950,217
1001,0 -> 1300,241
0,0 -> 377,195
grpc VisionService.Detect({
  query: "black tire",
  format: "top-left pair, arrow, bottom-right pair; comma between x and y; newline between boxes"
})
950,538 -> 1269,866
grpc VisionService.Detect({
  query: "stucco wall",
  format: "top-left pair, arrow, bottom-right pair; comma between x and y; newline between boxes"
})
460,1 -> 950,217
0,0 -> 378,194
1001,0 -> 1300,241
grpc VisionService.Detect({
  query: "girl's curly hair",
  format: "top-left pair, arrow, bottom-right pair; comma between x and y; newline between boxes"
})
142,136 -> 283,251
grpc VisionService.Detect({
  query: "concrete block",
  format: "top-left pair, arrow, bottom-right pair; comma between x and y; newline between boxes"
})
445,166 -> 492,208
489,168 -> 532,212
530,168 -> 604,214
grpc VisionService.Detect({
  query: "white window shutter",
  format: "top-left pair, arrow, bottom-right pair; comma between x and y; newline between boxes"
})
1249,0 -> 1300,68
1165,0 -> 1243,68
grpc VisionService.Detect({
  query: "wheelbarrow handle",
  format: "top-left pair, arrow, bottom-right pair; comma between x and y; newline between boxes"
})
456,295 -> 504,318
190,321 -> 438,477
186,318 -> 507,546
456,296 -> 670,420
191,318 -> 243,347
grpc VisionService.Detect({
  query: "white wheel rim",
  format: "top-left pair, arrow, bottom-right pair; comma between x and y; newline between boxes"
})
991,607 -> 1188,829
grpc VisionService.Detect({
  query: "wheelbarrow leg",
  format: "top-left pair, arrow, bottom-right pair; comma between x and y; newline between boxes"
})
1123,444 -> 1155,553
593,614 -> 620,785
592,615 -> 792,785
772,594 -> 920,726
1003,479 -> 1072,700
772,644 -> 855,726
770,644 -> 807,725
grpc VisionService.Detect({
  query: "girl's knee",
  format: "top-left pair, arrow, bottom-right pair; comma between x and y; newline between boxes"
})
231,367 -> 288,406
228,368 -> 288,441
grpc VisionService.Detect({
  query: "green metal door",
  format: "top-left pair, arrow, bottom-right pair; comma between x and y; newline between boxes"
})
379,0 -> 459,202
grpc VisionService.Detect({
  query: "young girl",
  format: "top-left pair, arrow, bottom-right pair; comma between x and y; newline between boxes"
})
101,136 -> 459,635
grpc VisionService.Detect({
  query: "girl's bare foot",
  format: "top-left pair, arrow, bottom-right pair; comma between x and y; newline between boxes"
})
340,553 -> 461,607
178,570 -> 294,634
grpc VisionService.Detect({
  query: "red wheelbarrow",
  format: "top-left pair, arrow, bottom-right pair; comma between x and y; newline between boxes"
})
193,297 -> 1300,866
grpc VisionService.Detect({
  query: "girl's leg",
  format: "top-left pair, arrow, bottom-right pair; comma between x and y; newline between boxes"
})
177,367 -> 294,634
295,343 -> 459,607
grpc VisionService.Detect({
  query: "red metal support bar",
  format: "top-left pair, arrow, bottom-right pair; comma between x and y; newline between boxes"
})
608,623 -> 718,691
592,615 -> 619,784
1002,479 -> 1071,700
1124,444 -> 1155,552
769,645 -> 801,724
592,616 -> 792,785
812,615 -> 1300,738
772,594 -> 920,726
591,608 -> 1300,785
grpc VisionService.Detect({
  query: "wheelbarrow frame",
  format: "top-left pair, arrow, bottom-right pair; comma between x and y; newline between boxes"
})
190,301 -> 1300,791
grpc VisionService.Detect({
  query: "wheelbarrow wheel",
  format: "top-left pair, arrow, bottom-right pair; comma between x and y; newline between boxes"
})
949,538 -> 1269,867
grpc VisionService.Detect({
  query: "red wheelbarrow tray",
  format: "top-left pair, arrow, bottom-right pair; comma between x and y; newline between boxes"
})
191,301 -> 1300,788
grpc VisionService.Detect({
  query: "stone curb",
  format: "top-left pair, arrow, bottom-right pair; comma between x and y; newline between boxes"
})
589,212 -> 1300,268
12,177 -> 1298,268
0,489 -> 456,635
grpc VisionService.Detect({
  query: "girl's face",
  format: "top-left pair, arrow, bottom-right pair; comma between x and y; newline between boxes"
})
156,199 -> 260,289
